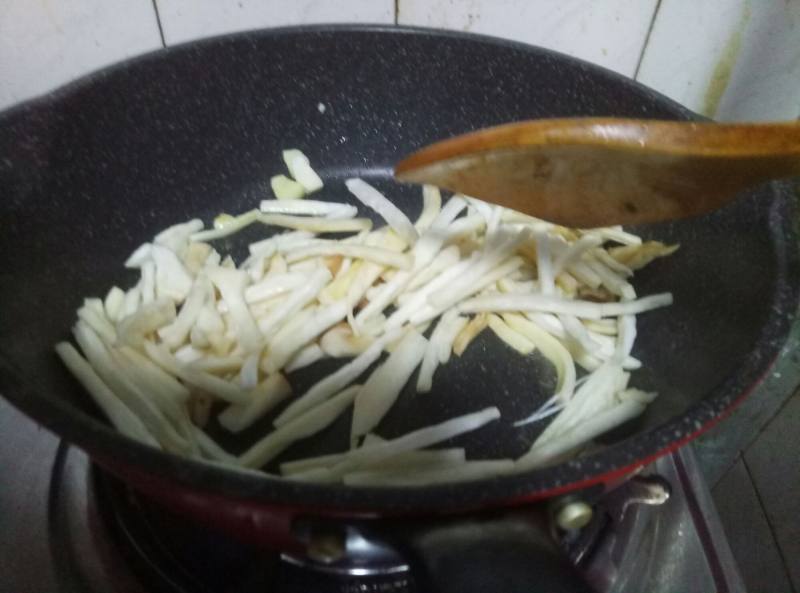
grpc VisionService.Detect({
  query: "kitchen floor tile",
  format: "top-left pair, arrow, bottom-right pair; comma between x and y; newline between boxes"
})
743,390 -> 800,591
713,457 -> 795,593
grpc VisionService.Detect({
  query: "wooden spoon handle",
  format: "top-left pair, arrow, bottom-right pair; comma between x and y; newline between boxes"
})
398,119 -> 800,169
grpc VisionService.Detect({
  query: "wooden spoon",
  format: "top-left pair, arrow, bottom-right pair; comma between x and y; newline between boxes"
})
394,118 -> 800,227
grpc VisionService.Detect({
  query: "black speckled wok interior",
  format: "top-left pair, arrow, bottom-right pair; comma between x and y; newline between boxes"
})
0,25 -> 798,513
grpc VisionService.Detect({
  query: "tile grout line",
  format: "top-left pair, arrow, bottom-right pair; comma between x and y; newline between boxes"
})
710,451 -> 741,491
741,455 -> 798,593
632,0 -> 663,80
744,386 -> 800,450
151,0 -> 167,48
707,386 -> 800,490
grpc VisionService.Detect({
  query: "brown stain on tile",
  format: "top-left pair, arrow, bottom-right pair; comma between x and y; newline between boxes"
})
702,1 -> 752,118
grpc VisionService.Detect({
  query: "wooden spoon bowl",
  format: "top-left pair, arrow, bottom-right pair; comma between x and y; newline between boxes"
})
395,119 -> 800,227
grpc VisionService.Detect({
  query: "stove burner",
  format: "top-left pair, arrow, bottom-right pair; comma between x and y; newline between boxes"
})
281,523 -> 412,577
45,441 -> 419,592
93,465 -> 418,592
43,440 -> 745,593
93,469 -> 275,592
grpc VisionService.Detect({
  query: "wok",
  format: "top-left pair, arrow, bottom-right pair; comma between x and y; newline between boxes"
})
0,25 -> 798,592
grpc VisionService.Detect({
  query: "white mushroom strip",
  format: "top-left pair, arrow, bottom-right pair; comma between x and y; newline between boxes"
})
205,266 -> 262,353
553,234 -> 603,274
460,293 -> 673,320
239,350 -> 261,389
181,368 -> 251,405
187,353 -> 245,374
443,214 -> 486,242
592,247 -> 633,277
259,199 -> 357,219
290,407 -> 501,483
104,286 -> 126,323
195,303 -> 226,335
350,209 -> 455,326
55,342 -> 159,447
248,231 -> 316,258
271,174 -> 306,200
183,242 -> 215,275
280,451 -> 350,475
351,330 -> 427,442
263,302 -> 348,374
151,244 -> 193,302
258,213 -> 371,234
452,313 -> 490,356
141,340 -> 250,405
108,347 -> 196,449
73,323 -> 190,453
320,324 -> 375,357
609,241 -> 679,270
140,260 -> 156,304
154,219 -> 205,255
592,226 -> 642,246
122,286 -> 142,317
157,275 -> 211,349
190,210 -> 261,242
566,260 -> 603,289
487,315 -> 536,355
516,400 -> 646,471
191,211 -> 371,243
345,178 -> 418,245
584,255 -> 636,300
275,328 -> 402,426
117,298 -> 176,347
558,313 -> 602,355
525,312 -> 567,340
416,311 -> 466,392
383,254 -> 478,331
281,446 -> 466,477
285,242 -> 412,270
282,149 -> 323,193
116,345 -> 190,403
417,255 -> 526,325
77,304 -> 117,344
285,343 -> 325,372
125,242 -> 153,268
193,428 -> 238,464
257,267 -> 332,337
406,245 -> 460,292
501,313 -> 576,425
218,373 -> 292,433
239,384 -> 361,469
415,185 -> 442,232
86,296 -> 114,324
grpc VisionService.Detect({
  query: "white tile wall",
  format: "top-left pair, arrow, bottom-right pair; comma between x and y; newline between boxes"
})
397,0 -> 659,78
1,0 -> 797,121
155,0 -> 395,46
0,0 -> 162,110
636,0 -> 800,120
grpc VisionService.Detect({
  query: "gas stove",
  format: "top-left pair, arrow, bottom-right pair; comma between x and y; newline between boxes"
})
0,399 -> 745,593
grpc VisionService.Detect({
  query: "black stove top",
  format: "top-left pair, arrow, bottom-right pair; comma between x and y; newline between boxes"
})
1,399 -> 745,593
